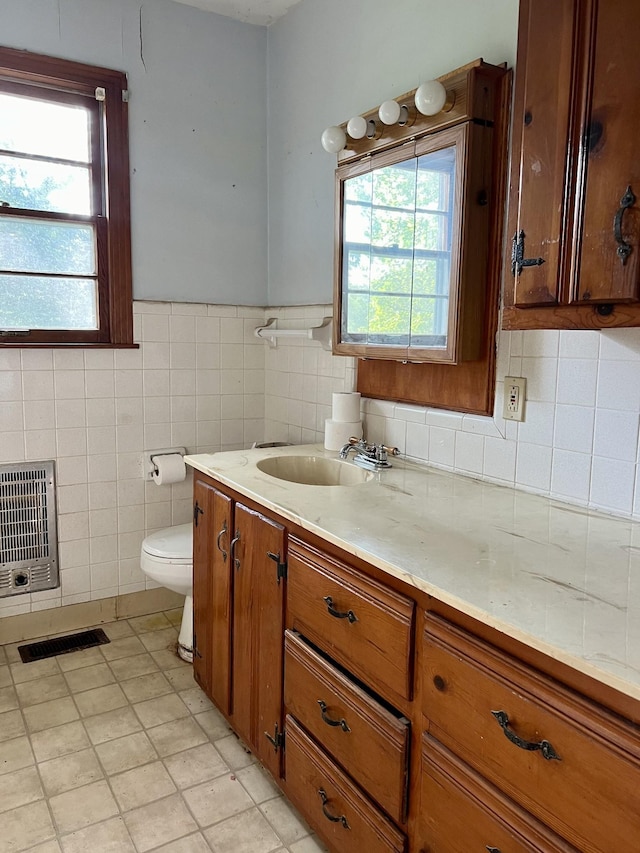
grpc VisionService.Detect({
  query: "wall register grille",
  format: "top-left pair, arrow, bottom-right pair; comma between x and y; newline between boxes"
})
0,461 -> 59,597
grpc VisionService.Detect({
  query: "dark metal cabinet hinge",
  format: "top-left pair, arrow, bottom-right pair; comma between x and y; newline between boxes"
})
267,551 -> 287,583
511,229 -> 545,276
265,723 -> 285,752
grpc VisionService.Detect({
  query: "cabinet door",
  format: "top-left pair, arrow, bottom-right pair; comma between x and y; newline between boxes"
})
232,503 -> 285,779
506,0 -> 578,308
574,0 -> 640,303
192,477 -> 233,715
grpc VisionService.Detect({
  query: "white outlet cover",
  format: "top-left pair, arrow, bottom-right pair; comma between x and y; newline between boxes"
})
503,376 -> 526,421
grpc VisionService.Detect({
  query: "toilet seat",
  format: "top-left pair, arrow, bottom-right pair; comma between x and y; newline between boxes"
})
142,523 -> 192,563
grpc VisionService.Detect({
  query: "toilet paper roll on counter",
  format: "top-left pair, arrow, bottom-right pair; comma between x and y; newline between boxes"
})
324,419 -> 363,452
332,392 -> 361,424
152,453 -> 187,485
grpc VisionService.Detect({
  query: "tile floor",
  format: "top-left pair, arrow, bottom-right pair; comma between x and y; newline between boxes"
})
0,610 -> 327,853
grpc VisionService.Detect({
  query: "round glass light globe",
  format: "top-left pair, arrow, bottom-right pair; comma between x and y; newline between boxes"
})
346,115 -> 367,139
378,99 -> 401,125
415,80 -> 447,116
321,125 -> 347,153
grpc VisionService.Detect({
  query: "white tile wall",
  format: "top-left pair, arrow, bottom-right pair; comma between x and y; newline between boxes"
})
0,302 -> 265,620
354,327 -> 640,519
4,302 -> 640,621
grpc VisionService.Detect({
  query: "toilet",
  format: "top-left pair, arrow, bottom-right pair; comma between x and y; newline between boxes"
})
140,523 -> 194,662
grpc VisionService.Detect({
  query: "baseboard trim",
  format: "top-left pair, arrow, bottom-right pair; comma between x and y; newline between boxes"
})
0,588 -> 185,646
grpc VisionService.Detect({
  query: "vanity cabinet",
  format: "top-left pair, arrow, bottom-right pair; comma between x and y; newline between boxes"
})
503,0 -> 640,330
422,613 -> 640,852
191,466 -> 640,853
191,471 -> 285,779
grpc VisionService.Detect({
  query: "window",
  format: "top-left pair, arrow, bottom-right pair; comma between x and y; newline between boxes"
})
0,47 -> 133,346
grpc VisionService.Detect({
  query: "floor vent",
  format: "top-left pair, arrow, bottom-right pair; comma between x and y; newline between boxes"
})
18,628 -> 110,663
0,460 -> 59,597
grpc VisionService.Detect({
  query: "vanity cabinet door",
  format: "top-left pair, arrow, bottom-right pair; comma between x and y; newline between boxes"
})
232,502 -> 286,780
192,476 -> 233,710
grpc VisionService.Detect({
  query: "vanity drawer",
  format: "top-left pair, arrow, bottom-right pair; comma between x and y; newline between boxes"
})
284,715 -> 406,853
284,630 -> 409,824
423,613 -> 640,853
287,538 -> 415,703
419,735 -> 578,853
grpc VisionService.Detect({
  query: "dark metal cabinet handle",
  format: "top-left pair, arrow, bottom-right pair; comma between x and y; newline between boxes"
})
322,595 -> 357,623
491,710 -> 561,761
216,521 -> 228,562
317,700 -> 350,732
614,185 -> 636,265
229,530 -> 241,570
317,789 -> 350,829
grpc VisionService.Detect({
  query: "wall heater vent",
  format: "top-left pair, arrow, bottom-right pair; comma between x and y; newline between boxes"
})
0,461 -> 59,597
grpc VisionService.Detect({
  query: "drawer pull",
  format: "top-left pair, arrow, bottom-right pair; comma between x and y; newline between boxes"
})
491,710 -> 561,761
216,522 -> 228,562
322,595 -> 357,623
318,788 -> 350,829
318,699 -> 351,732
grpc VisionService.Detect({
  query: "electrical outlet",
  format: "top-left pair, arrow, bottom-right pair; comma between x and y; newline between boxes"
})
503,376 -> 526,421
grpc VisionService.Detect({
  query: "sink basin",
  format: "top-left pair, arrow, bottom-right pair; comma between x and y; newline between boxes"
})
256,455 -> 373,486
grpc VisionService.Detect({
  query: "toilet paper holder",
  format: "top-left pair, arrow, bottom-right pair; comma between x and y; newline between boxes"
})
144,447 -> 187,480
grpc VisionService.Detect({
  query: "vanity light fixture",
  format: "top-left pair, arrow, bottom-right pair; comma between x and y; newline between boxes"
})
321,125 -> 347,153
346,115 -> 368,139
321,78 -> 454,152
378,99 -> 401,125
415,79 -> 455,115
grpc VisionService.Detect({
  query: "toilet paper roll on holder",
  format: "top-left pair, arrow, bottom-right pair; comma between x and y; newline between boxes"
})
145,447 -> 187,480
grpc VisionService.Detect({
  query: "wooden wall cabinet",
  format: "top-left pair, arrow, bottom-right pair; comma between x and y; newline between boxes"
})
192,469 -> 640,852
503,0 -> 640,330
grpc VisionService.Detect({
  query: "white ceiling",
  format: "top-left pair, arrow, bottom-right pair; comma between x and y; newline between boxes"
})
170,0 -> 302,26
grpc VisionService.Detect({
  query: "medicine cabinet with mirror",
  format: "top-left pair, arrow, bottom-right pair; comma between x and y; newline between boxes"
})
327,59 -> 511,414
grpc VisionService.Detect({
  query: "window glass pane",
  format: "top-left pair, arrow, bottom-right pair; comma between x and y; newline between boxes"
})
369,294 -> 411,340
0,154 -> 91,214
344,200 -> 372,245
411,296 -> 449,340
0,216 -> 96,275
0,93 -> 91,162
346,249 -> 370,291
370,255 -> 413,294
345,292 -> 370,336
0,274 -> 97,330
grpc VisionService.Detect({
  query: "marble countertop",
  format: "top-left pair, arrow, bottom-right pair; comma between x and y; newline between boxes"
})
186,444 -> 640,703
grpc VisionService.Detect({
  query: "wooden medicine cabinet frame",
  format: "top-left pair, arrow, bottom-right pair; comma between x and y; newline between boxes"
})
330,59 -> 512,414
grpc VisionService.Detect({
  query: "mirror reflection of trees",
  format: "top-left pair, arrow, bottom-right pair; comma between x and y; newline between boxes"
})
342,147 -> 455,347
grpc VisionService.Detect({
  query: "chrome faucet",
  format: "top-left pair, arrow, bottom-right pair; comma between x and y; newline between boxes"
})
339,436 -> 399,470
